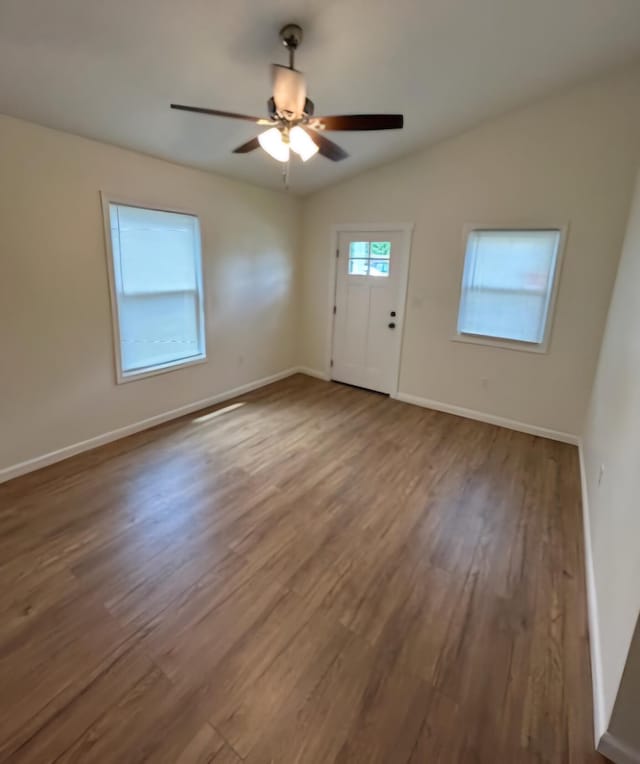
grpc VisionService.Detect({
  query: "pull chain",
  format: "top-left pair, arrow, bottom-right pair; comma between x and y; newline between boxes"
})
282,159 -> 290,190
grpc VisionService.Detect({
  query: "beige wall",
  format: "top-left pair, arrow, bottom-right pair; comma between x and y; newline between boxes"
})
299,65 -> 640,437
583,169 -> 640,753
0,115 -> 300,474
607,616 -> 640,758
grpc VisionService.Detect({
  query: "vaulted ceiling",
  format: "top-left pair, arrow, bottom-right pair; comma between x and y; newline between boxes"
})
1,0 -> 640,194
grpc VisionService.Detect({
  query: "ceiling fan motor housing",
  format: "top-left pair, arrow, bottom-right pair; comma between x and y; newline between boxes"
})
267,96 -> 314,119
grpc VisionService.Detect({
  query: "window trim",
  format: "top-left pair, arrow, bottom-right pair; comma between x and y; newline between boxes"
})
452,223 -> 568,354
100,192 -> 207,384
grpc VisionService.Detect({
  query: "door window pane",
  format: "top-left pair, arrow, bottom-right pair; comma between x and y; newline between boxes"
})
369,260 -> 390,277
348,259 -> 370,276
370,241 -> 391,258
349,241 -> 369,257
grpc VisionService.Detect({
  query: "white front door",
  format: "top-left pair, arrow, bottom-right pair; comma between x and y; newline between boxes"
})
331,230 -> 406,394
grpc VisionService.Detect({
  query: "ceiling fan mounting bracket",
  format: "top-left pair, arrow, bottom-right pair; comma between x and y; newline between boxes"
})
279,24 -> 303,51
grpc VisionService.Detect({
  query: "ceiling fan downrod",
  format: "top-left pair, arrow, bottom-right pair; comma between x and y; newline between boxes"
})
279,23 -> 303,70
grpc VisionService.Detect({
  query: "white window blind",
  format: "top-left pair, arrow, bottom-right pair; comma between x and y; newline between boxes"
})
107,203 -> 206,379
457,229 -> 561,345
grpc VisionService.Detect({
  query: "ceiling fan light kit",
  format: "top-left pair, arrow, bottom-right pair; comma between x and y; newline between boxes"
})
258,127 -> 290,162
290,126 -> 319,161
170,23 -> 404,178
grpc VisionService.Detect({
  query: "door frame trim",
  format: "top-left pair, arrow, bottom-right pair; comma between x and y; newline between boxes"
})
326,222 -> 414,395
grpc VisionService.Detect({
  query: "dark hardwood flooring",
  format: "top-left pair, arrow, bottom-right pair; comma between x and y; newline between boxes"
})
0,374 -> 604,762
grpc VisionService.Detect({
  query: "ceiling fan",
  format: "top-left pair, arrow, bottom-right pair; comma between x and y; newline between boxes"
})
171,24 -> 403,168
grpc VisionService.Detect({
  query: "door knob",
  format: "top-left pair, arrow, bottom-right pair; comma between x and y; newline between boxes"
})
388,322 -> 396,329
390,311 -> 396,317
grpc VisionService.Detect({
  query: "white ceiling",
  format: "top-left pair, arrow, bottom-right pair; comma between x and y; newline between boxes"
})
1,0 -> 640,195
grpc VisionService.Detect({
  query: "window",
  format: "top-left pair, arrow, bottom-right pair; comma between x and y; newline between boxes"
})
348,241 -> 391,277
103,199 -> 206,381
456,228 -> 563,349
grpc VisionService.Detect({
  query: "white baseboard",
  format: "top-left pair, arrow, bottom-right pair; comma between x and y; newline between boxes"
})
297,366 -> 330,381
599,732 -> 640,764
578,441 -> 607,745
0,370 -> 579,482
0,367 -> 299,484
392,392 -> 579,445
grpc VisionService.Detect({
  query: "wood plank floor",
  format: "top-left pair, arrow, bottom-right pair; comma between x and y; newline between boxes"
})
0,374 -> 604,763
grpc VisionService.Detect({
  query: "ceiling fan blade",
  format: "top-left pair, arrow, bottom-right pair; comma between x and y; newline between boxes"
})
232,137 -> 260,154
272,65 -> 307,118
302,127 -> 348,162
171,104 -> 264,123
313,114 -> 404,131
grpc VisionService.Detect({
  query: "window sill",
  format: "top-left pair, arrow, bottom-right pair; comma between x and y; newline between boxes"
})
451,333 -> 549,354
117,354 -> 207,384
